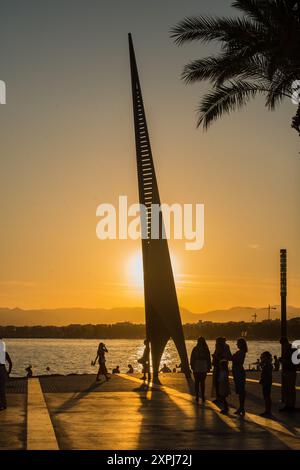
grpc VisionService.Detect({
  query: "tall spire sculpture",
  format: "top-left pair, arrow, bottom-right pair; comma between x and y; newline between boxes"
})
128,33 -> 190,379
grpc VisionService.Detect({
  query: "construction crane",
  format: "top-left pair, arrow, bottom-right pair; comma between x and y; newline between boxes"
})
262,304 -> 277,321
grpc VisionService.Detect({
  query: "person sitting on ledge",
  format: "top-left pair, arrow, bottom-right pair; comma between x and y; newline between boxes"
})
127,364 -> 134,374
112,365 -> 120,374
25,365 -> 33,378
160,364 -> 172,373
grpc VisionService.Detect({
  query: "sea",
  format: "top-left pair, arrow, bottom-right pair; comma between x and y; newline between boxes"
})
4,338 -> 282,377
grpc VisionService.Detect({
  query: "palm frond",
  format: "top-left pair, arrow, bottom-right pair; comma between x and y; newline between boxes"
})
171,1 -> 300,134
170,15 -> 264,46
197,80 -> 266,128
266,70 -> 296,108
182,56 -> 229,84
231,0 -> 272,25
183,53 -> 268,85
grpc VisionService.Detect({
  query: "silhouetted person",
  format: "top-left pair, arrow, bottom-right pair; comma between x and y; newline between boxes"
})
190,337 -> 211,404
280,337 -> 297,411
273,355 -> 280,372
212,337 -> 232,403
218,359 -> 230,414
25,365 -> 33,378
259,351 -> 273,417
254,358 -> 261,371
0,337 -> 12,411
138,339 -> 151,381
160,364 -> 172,373
127,364 -> 134,374
232,338 -> 248,416
93,342 -> 110,382
112,366 -> 120,374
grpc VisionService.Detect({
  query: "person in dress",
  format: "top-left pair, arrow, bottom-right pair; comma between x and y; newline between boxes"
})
93,342 -> 110,382
190,337 -> 211,403
218,359 -> 231,414
212,337 -> 232,403
232,338 -> 248,416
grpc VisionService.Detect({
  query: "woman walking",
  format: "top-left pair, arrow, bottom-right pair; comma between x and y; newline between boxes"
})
93,342 -> 110,382
232,338 -> 248,416
190,337 -> 211,403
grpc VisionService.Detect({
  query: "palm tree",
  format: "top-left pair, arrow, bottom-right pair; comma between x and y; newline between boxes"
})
171,0 -> 300,135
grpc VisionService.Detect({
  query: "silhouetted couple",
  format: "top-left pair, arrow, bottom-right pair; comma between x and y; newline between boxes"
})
213,336 -> 248,415
191,336 -> 248,415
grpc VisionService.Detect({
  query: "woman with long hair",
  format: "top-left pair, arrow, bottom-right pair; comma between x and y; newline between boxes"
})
232,338 -> 248,416
190,337 -> 211,403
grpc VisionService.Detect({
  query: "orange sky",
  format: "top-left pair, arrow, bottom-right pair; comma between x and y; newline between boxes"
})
0,1 -> 299,314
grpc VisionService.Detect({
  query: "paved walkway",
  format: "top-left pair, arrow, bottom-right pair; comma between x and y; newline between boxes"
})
0,373 -> 300,450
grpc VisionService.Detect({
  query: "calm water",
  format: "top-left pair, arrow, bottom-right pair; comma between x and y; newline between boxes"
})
4,338 -> 282,377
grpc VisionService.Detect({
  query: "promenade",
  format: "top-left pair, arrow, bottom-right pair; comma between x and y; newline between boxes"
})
1,372 -> 299,450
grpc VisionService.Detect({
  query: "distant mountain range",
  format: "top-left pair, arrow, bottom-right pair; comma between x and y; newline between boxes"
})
0,305 -> 299,326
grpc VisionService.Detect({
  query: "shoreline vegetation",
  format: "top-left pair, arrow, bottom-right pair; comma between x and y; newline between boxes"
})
1,318 -> 300,340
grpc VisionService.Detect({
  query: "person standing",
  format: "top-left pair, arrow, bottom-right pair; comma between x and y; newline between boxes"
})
218,359 -> 231,414
232,338 -> 248,416
259,351 -> 273,417
273,355 -> 280,372
190,337 -> 211,403
212,337 -> 232,403
138,339 -> 151,382
280,337 -> 297,411
93,342 -> 110,382
0,337 -> 13,411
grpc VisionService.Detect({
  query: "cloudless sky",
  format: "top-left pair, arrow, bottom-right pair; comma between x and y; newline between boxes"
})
0,0 -> 299,315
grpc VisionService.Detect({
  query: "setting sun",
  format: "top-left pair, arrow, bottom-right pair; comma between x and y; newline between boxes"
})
127,250 -> 179,288
127,251 -> 144,287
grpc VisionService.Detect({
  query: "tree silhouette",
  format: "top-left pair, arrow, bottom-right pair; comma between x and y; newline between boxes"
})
171,0 -> 300,134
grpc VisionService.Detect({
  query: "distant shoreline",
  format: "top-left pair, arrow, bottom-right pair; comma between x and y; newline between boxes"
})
1,318 -> 300,341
